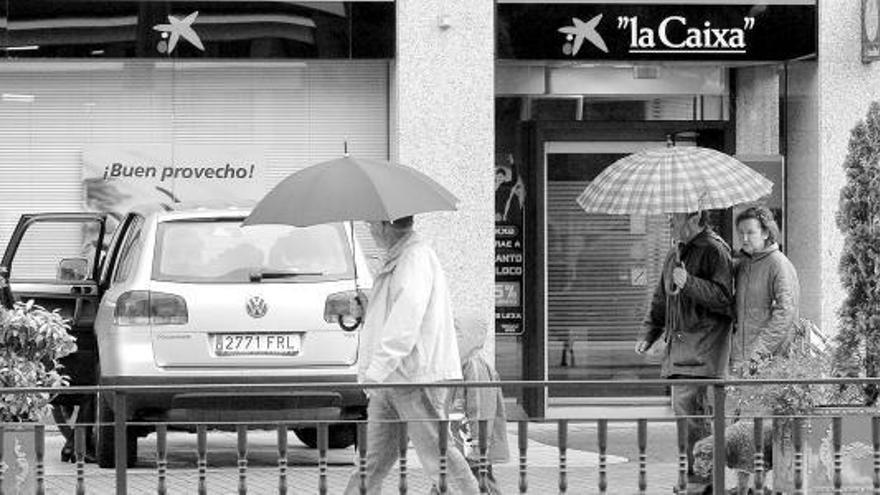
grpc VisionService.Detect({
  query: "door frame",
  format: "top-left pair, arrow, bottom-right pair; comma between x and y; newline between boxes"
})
521,121 -> 732,417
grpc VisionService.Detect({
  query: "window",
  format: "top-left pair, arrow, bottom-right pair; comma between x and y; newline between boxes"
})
9,220 -> 101,281
113,216 -> 145,283
153,220 -> 353,283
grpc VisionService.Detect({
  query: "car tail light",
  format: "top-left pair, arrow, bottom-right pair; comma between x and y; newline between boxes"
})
115,290 -> 188,326
324,289 -> 368,331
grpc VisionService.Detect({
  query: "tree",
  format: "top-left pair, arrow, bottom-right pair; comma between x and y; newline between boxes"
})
834,101 -> 880,406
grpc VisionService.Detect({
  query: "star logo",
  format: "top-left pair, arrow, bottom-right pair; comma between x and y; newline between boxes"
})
558,15 -> 608,56
153,11 -> 205,54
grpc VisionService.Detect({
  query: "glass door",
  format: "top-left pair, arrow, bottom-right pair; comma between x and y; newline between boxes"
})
544,140 -> 686,400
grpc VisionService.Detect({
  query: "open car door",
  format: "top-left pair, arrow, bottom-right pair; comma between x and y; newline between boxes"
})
1,213 -> 109,384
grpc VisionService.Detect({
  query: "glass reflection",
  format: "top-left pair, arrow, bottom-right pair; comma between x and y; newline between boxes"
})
5,1 -> 393,59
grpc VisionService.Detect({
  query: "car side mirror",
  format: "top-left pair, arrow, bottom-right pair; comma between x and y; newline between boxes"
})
58,258 -> 89,281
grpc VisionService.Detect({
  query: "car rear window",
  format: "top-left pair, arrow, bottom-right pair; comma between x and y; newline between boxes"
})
153,219 -> 354,283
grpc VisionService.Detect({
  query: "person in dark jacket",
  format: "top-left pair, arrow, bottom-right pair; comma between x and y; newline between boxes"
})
635,210 -> 734,492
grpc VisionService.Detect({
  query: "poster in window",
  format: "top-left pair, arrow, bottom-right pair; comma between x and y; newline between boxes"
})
495,154 -> 526,335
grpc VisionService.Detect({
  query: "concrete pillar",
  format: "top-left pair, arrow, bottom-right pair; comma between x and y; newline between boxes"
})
815,0 -> 880,335
392,0 -> 496,354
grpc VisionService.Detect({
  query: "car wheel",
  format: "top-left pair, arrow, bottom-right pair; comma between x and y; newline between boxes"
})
95,394 -> 138,468
293,424 -> 357,449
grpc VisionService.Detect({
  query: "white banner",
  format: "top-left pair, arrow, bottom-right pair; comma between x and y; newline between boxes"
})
82,145 -> 266,223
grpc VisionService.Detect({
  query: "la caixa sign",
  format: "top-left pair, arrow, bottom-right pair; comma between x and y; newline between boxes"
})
497,3 -> 816,61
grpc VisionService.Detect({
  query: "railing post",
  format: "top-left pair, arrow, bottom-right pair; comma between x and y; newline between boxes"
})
156,424 -> 168,495
34,424 -> 44,495
517,420 -> 528,494
557,419 -> 568,494
753,417 -> 765,493
438,419 -> 450,494
637,419 -> 647,494
597,419 -> 607,495
114,391 -> 128,495
356,422 -> 367,495
317,422 -> 328,495
833,416 -> 842,494
712,383 -> 726,495
75,425 -> 87,495
0,424 -> 5,489
398,421 -> 409,495
197,424 -> 208,495
277,424 -> 288,495
237,424 -> 248,495
873,416 -> 880,494
676,417 -> 688,494
794,417 -> 804,494
477,418 -> 489,494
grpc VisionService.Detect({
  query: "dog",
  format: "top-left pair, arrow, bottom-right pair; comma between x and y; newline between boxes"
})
692,419 -> 774,494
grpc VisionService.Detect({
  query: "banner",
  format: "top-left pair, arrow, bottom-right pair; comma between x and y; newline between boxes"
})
495,155 -> 526,336
82,145 -> 266,226
497,3 -> 816,62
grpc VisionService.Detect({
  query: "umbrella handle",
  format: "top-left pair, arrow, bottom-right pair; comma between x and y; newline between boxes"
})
338,315 -> 362,331
668,244 -> 683,296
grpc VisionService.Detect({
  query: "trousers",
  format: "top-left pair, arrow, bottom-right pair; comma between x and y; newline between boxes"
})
343,387 -> 479,494
670,376 -> 713,483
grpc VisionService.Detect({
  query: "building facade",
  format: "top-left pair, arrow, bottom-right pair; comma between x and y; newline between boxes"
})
1,0 -> 877,416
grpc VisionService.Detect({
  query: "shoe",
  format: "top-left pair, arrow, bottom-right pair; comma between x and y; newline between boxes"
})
60,445 -> 74,463
673,483 -> 712,495
61,445 -> 97,464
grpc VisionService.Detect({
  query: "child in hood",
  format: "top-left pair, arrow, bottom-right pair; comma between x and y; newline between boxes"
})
448,314 -> 510,494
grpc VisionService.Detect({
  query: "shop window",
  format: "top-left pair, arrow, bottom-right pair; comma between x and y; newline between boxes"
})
0,60 -> 389,253
4,1 -> 394,59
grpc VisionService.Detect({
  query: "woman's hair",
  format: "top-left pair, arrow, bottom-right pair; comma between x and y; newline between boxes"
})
735,206 -> 779,246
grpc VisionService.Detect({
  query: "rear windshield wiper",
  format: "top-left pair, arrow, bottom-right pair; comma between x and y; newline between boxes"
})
249,270 -> 325,282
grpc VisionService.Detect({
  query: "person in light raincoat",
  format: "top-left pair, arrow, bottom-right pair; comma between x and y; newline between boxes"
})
343,216 -> 479,495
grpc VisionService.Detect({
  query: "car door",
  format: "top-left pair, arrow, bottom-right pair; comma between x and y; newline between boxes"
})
1,213 -> 109,384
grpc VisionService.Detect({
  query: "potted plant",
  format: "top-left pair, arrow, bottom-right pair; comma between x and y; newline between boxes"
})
725,318 -> 873,492
0,300 -> 77,493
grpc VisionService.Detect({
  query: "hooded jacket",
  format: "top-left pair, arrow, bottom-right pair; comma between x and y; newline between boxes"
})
358,232 -> 464,384
731,243 -> 799,370
641,229 -> 734,378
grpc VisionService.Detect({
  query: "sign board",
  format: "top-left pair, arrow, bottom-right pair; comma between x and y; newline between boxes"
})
82,145 -> 266,227
864,0 -> 880,62
497,3 -> 817,61
495,159 -> 526,335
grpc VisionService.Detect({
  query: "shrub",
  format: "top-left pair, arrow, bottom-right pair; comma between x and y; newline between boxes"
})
0,300 -> 77,422
834,101 -> 880,406
728,319 -> 859,418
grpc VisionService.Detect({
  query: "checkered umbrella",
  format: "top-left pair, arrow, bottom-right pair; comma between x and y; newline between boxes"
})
576,145 -> 773,215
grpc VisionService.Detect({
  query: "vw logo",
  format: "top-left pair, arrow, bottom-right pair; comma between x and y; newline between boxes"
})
245,296 -> 268,319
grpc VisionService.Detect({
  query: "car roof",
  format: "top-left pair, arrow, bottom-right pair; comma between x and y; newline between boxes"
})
129,200 -> 257,221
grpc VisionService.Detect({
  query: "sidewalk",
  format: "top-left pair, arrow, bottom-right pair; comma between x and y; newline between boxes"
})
40,423 -> 737,494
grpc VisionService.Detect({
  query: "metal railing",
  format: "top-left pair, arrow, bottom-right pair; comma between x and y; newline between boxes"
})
2,378 -> 880,494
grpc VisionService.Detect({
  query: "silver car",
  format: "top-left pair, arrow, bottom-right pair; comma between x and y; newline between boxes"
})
1,202 -> 371,467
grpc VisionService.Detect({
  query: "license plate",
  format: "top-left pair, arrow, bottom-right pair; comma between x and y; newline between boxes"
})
214,333 -> 301,356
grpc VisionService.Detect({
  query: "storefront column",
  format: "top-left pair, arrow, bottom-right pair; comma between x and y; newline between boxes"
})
392,0 -> 496,351
814,0 -> 880,335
